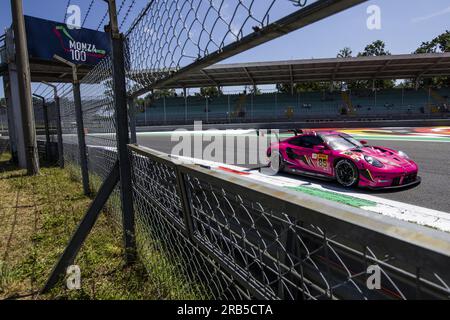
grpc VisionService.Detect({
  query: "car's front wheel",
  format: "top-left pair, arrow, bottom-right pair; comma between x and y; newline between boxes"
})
335,159 -> 359,188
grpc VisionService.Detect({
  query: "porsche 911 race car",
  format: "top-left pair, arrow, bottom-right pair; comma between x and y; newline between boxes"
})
267,130 -> 421,189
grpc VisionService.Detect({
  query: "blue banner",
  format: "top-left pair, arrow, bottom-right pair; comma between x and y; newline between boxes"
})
25,16 -> 111,66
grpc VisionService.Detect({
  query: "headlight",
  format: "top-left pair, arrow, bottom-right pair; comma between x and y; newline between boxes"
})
364,155 -> 384,168
398,150 -> 409,159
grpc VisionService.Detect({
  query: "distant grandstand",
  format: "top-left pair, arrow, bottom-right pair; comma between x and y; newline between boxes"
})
135,88 -> 450,125
134,53 -> 450,126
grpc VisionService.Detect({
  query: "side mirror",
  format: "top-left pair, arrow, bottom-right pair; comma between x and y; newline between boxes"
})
360,140 -> 368,145
314,145 -> 325,152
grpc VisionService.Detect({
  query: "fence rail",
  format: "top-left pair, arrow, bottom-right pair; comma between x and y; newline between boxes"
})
127,144 -> 450,300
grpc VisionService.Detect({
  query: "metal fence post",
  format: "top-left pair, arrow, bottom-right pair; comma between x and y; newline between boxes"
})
107,0 -> 136,264
53,55 -> 89,194
0,107 -> 3,133
163,96 -> 167,124
55,95 -> 64,168
275,92 -> 278,118
228,94 -> 231,123
11,0 -> 39,175
33,94 -> 51,161
185,94 -> 188,124
73,82 -> 90,195
374,87 -> 377,109
42,82 -> 64,168
175,166 -> 195,239
43,100 -> 51,161
144,103 -> 147,126
183,87 -> 187,124
128,97 -> 137,144
401,87 -> 404,107
251,93 -> 254,122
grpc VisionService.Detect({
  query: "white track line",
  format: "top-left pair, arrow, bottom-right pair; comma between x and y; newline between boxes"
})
173,155 -> 450,233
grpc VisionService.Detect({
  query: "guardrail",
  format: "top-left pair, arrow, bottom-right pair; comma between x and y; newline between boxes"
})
127,144 -> 450,300
134,117 -> 450,133
136,113 -> 447,124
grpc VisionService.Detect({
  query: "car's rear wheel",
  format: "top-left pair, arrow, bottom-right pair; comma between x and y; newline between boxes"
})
270,151 -> 285,173
335,159 -> 359,187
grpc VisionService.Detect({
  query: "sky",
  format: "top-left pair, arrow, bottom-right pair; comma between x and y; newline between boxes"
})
1,0 -> 450,97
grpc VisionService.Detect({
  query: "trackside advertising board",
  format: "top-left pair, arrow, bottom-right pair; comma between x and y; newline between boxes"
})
24,15 -> 111,65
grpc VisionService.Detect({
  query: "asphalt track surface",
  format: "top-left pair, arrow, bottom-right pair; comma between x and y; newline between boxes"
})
134,132 -> 450,213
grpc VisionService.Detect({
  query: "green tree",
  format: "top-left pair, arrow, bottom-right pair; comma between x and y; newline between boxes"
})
277,82 -> 332,94
336,47 -> 358,91
250,86 -> 261,95
134,97 -> 146,111
135,89 -> 177,110
415,30 -> 450,54
244,85 -> 261,95
358,40 -> 391,57
153,88 -> 176,99
197,86 -> 222,98
276,83 -> 291,94
413,31 -> 450,88
337,47 -> 353,58
394,80 -> 415,89
352,40 -> 394,90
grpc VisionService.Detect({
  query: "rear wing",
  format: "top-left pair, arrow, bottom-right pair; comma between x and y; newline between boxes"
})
256,128 -> 307,137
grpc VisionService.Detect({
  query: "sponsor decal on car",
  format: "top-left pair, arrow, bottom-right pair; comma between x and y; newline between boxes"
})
317,154 -> 329,169
342,151 -> 361,161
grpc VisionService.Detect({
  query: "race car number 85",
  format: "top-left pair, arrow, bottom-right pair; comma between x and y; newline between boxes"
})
318,154 -> 328,168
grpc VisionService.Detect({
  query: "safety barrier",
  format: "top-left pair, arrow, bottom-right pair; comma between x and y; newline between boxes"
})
127,144 -> 450,300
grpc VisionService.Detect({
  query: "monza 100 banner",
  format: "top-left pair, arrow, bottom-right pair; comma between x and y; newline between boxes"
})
24,15 -> 111,66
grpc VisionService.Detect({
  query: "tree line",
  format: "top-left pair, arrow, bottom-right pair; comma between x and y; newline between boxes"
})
136,31 -> 450,106
277,31 -> 450,93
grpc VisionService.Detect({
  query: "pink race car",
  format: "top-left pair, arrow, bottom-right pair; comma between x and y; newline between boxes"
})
267,130 -> 421,189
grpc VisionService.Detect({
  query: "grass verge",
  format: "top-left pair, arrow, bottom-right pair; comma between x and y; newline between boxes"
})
0,153 -> 200,300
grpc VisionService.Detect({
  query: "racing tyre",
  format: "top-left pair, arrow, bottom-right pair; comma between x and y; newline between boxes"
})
335,159 -> 359,188
270,151 -> 285,173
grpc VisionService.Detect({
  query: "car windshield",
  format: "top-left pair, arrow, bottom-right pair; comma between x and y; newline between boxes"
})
323,135 -> 363,151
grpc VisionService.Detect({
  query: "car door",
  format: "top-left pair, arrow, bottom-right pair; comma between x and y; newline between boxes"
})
284,135 -> 318,172
300,135 -> 331,174
287,135 -> 332,174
